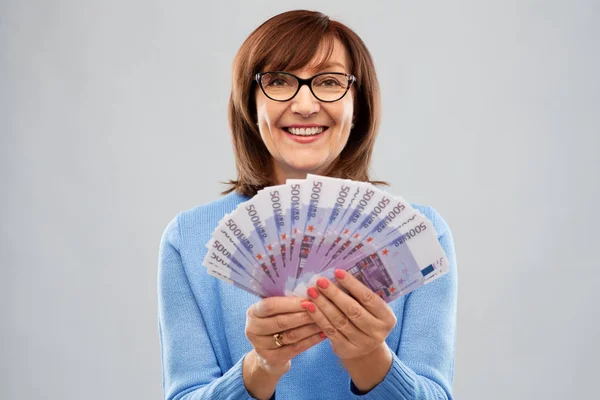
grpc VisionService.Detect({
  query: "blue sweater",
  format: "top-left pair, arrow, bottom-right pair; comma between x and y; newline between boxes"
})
158,191 -> 458,399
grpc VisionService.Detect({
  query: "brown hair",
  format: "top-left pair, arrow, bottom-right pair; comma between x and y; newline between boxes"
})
222,10 -> 387,197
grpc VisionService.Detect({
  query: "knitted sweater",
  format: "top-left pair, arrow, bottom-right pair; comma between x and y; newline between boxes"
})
158,191 -> 458,399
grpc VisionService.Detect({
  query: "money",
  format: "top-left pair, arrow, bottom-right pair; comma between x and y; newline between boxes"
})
203,175 -> 449,302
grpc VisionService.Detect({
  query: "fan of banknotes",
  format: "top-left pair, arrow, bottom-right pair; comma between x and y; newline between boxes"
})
203,174 -> 449,303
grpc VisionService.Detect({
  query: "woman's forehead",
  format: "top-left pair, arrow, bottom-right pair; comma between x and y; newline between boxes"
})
264,38 -> 350,73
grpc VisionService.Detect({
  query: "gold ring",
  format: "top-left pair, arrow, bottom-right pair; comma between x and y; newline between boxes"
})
273,332 -> 284,347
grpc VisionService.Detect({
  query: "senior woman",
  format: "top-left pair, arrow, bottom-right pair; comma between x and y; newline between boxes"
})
158,10 -> 457,400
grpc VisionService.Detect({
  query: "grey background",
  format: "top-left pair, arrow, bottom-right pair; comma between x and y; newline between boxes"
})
2,0 -> 598,399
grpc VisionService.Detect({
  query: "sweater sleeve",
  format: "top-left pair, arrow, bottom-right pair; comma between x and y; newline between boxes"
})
350,209 -> 458,399
158,214 -> 255,400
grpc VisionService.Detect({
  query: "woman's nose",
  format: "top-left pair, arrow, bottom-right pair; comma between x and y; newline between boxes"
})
290,85 -> 320,117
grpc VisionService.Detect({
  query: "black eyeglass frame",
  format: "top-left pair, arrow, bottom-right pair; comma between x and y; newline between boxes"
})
254,71 -> 356,103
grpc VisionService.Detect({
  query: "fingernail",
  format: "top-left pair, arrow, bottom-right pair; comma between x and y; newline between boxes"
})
316,278 -> 329,289
319,332 -> 326,338
301,301 -> 311,310
306,303 -> 316,313
334,269 -> 346,279
307,287 -> 319,299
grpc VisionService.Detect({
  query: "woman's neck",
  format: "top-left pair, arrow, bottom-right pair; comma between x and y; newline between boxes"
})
272,165 -> 308,185
272,161 -> 333,185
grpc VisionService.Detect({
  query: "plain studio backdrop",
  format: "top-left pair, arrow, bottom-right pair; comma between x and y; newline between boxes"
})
1,0 -> 598,399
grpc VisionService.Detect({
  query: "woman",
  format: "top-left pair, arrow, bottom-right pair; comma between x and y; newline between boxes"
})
158,10 -> 457,400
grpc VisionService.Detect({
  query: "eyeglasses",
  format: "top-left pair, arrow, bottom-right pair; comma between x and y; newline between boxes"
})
255,71 -> 356,102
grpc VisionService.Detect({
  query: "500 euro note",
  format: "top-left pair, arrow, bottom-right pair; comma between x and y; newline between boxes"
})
293,215 -> 449,302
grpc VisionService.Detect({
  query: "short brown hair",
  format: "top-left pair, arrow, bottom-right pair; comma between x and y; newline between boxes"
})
223,10 -> 386,197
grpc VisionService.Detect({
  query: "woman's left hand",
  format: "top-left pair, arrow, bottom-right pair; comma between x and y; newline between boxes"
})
302,269 -> 397,361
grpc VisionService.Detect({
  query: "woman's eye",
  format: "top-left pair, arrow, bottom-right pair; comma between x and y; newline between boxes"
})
319,79 -> 341,87
268,79 -> 288,86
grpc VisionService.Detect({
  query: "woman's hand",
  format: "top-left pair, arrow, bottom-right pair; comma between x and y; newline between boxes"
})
242,296 -> 325,399
302,269 -> 396,392
301,269 -> 397,392
245,295 -> 325,373
303,269 -> 397,360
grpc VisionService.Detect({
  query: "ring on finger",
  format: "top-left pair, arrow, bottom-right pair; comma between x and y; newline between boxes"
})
273,332 -> 284,347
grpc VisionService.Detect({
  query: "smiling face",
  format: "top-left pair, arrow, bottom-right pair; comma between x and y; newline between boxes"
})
255,38 -> 355,183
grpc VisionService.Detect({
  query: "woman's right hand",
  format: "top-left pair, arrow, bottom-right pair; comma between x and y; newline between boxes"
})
244,296 -> 325,375
242,296 -> 325,399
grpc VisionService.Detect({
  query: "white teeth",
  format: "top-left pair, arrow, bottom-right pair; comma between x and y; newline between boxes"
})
287,127 -> 325,136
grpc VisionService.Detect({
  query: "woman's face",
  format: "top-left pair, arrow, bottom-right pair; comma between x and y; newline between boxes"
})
255,38 -> 354,182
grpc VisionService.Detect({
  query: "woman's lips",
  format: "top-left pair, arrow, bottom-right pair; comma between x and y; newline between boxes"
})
282,127 -> 328,144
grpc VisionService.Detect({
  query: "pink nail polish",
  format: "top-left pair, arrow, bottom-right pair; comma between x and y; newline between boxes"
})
307,287 -> 319,299
334,269 -> 346,280
316,278 -> 329,289
301,301 -> 311,310
319,332 -> 326,338
306,303 -> 316,313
